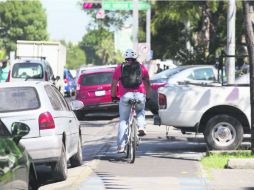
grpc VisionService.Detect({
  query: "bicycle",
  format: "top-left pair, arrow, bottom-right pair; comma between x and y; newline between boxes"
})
125,98 -> 141,164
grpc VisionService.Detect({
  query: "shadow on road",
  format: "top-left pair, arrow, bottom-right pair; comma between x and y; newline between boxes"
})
79,113 -> 119,121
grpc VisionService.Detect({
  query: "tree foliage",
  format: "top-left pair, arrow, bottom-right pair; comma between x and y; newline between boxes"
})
150,1 -> 244,65
65,43 -> 86,69
0,0 -> 48,53
79,27 -> 122,65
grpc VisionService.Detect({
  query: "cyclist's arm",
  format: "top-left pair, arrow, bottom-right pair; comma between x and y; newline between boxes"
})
142,66 -> 152,98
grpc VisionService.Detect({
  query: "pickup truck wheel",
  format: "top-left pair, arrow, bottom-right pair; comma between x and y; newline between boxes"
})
70,137 -> 83,167
204,115 -> 243,150
52,145 -> 68,181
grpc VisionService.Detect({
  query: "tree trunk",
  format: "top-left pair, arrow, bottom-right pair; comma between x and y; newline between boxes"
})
243,1 -> 254,154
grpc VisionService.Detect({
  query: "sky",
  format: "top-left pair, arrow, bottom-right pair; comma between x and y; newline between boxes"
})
40,0 -> 90,44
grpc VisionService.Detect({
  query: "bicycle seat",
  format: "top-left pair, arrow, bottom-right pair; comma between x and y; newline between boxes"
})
128,99 -> 141,105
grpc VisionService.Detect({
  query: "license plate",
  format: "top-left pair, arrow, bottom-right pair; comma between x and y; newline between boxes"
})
95,90 -> 106,96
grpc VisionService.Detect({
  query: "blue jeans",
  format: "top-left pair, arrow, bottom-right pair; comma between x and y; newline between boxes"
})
117,92 -> 146,147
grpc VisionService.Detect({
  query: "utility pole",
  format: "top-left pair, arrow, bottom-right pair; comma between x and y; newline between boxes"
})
226,0 -> 236,84
133,0 -> 139,51
243,1 -> 254,154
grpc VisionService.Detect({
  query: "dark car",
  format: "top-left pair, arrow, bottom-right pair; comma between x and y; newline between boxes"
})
0,121 -> 38,190
75,67 -> 119,119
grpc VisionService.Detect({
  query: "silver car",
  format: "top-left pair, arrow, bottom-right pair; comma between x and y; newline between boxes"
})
0,81 -> 84,181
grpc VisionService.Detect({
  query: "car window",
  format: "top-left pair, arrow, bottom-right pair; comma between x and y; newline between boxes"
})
45,85 -> 63,111
51,85 -> 70,111
81,72 -> 113,86
0,87 -> 40,112
12,62 -> 44,79
187,68 -> 216,81
0,121 -> 10,137
150,67 -> 187,82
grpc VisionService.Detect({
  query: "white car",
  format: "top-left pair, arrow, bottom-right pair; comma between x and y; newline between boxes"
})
150,65 -> 218,88
0,81 -> 84,181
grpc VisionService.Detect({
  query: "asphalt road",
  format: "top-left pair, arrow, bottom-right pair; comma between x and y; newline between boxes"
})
38,113 -> 210,190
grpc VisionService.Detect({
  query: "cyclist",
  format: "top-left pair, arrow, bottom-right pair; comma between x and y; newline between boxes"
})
111,48 -> 152,153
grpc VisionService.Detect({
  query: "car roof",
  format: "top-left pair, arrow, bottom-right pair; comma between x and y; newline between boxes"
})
78,65 -> 117,71
151,65 -> 215,80
0,81 -> 51,88
80,67 -> 116,75
12,58 -> 48,65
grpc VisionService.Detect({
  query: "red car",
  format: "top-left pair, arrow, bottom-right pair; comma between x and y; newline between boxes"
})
75,67 -> 119,119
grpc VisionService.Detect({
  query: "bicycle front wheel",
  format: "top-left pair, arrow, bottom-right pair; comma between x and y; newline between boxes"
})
127,118 -> 137,163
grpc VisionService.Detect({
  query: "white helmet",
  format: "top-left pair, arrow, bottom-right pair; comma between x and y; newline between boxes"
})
124,48 -> 138,59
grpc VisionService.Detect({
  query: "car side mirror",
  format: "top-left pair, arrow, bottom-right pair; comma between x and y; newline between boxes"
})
11,122 -> 30,143
70,100 -> 84,111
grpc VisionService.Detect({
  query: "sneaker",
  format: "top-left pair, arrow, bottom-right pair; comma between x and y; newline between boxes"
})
138,128 -> 146,136
117,146 -> 126,153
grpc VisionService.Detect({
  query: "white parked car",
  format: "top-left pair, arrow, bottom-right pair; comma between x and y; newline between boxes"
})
150,65 -> 218,90
0,81 -> 84,181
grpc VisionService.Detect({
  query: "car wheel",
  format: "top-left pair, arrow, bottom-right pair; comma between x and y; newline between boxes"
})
70,136 -> 83,167
28,167 -> 38,190
52,145 -> 68,181
204,114 -> 243,150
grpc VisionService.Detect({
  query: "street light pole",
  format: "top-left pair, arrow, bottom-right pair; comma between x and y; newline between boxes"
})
133,0 -> 139,50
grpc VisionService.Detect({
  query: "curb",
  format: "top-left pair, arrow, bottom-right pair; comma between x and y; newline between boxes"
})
226,158 -> 254,169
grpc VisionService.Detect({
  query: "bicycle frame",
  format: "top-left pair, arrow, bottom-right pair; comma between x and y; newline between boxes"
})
126,99 -> 140,163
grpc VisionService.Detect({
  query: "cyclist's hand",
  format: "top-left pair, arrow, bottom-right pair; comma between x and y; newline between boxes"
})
112,96 -> 120,102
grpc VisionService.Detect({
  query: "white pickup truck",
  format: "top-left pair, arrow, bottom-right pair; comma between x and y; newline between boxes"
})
154,82 -> 250,150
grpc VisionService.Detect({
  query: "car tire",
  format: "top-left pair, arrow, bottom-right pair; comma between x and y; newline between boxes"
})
52,145 -> 68,181
28,167 -> 38,190
70,136 -> 83,167
204,114 -> 243,150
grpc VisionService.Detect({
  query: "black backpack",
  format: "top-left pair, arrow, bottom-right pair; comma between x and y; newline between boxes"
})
120,62 -> 142,89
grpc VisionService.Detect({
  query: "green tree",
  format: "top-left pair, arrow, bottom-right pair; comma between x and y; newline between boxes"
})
0,0 -> 48,53
150,1 -> 244,65
79,27 -> 121,65
66,43 -> 86,69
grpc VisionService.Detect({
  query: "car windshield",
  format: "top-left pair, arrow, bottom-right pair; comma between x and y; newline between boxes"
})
12,62 -> 43,79
150,66 -> 188,83
0,87 -> 40,112
81,72 -> 113,86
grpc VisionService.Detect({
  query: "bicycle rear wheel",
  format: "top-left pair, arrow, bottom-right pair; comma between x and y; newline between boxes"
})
127,118 -> 137,163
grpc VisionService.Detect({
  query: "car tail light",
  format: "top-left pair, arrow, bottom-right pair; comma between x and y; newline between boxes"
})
6,71 -> 10,82
39,112 -> 55,130
158,93 -> 167,109
45,72 -> 48,81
